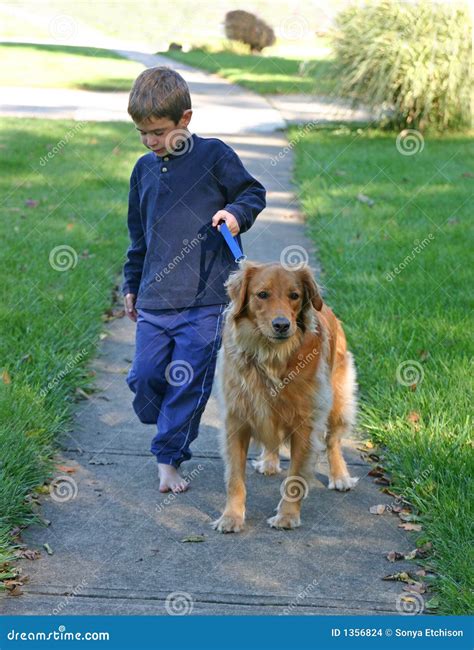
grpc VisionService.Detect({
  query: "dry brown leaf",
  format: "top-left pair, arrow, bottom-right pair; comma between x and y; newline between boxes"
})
2,369 -> 11,384
407,411 -> 420,424
370,504 -> 386,515
56,465 -> 76,474
399,522 -> 422,532
386,550 -> 405,562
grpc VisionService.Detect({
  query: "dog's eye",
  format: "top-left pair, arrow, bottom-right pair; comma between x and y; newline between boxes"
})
257,291 -> 269,299
289,292 -> 300,300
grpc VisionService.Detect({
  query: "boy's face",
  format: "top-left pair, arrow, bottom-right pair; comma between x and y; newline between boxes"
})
134,109 -> 192,156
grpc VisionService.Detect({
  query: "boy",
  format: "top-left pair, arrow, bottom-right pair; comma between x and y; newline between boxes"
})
123,67 -> 266,493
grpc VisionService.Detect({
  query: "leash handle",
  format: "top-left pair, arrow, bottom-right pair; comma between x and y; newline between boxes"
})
219,222 -> 247,263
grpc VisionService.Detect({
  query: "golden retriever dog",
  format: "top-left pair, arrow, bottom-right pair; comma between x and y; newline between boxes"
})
212,261 -> 358,533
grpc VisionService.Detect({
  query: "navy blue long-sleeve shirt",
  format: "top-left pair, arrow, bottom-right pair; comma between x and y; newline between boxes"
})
122,132 -> 266,310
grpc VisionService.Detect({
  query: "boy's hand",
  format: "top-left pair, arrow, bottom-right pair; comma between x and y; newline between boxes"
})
212,210 -> 240,237
124,293 -> 138,322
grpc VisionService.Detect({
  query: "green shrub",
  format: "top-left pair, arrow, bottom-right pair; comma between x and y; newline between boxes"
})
331,0 -> 472,130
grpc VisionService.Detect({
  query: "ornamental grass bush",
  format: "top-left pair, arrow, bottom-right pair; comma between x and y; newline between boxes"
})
331,0 -> 472,130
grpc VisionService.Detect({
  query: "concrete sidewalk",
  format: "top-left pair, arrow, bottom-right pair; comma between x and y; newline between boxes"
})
1,48 -> 414,616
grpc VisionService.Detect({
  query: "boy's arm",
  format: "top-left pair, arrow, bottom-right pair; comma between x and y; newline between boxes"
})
215,148 -> 266,234
122,166 -> 146,296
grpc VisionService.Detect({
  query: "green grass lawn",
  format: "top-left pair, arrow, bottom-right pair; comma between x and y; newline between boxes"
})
0,116 -> 143,576
0,43 -> 143,91
293,125 -> 473,614
162,47 -> 337,96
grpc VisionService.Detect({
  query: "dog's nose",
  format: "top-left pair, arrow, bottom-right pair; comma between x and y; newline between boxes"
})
272,317 -> 290,334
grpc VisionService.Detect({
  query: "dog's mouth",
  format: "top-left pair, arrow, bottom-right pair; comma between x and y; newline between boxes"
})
268,333 -> 292,341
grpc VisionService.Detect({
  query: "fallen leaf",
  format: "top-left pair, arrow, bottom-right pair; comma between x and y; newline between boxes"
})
356,193 -> 375,207
368,467 -> 385,478
407,411 -> 420,424
75,387 -> 91,400
2,369 -> 11,384
16,549 -> 40,561
418,349 -> 430,361
56,465 -> 76,474
403,581 -> 426,594
34,485 -> 50,495
43,543 -> 53,555
399,522 -> 422,532
416,541 -> 432,557
382,571 -> 412,583
386,550 -> 405,562
8,585 -> 23,596
461,172 -> 474,178
370,504 -> 386,515
180,535 -> 206,543
374,477 -> 391,486
425,597 -> 440,609
399,512 -> 420,523
66,223 -> 75,231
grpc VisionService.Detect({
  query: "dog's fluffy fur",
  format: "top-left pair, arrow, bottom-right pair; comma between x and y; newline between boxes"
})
212,261 -> 358,533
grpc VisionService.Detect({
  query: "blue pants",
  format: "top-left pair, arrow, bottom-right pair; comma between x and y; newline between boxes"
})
126,303 -> 226,467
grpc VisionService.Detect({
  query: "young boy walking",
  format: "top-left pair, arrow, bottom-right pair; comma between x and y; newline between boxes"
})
123,67 -> 266,493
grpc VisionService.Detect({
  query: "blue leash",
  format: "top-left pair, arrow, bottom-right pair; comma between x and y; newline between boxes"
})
219,222 -> 247,263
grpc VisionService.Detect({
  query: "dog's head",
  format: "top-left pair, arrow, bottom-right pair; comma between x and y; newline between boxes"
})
225,260 -> 323,342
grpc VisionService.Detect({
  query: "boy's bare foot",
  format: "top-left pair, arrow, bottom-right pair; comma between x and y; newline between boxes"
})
158,463 -> 189,493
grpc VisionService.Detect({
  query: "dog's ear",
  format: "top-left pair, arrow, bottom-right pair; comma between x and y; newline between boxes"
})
225,260 -> 262,317
298,265 -> 323,311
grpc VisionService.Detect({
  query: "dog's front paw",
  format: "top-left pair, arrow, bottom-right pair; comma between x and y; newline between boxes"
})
252,458 -> 281,475
211,512 -> 244,533
267,512 -> 301,530
328,475 -> 359,491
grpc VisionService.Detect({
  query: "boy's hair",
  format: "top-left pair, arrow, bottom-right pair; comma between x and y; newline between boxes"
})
128,66 -> 191,125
